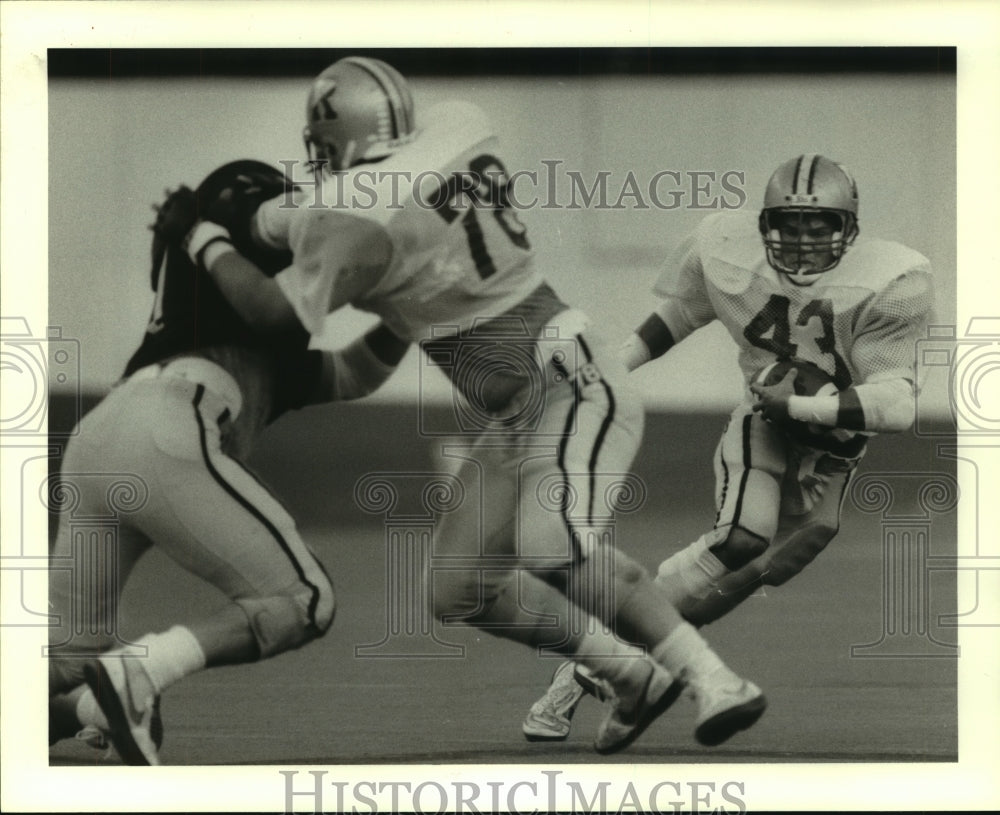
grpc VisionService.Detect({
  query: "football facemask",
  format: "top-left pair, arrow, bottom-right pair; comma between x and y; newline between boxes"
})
759,208 -> 857,284
758,154 -> 860,284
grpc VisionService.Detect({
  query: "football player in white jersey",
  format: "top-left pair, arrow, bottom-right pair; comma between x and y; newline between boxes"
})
525,153 -> 936,738
48,161 -> 408,765
197,56 -> 767,753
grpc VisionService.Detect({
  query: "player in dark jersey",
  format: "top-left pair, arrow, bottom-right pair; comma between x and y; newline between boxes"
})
47,160 -> 408,765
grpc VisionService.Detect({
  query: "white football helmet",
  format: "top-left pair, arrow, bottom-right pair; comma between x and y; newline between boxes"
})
303,56 -> 417,173
758,154 -> 860,284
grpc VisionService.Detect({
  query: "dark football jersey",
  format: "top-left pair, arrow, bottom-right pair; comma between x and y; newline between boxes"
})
123,243 -> 322,455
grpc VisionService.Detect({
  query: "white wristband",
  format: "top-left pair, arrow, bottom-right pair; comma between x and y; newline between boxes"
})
787,394 -> 840,426
185,221 -> 233,270
619,333 -> 652,372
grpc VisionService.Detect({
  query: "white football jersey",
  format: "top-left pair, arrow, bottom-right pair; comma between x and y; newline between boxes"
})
256,101 -> 542,341
654,211 -> 935,389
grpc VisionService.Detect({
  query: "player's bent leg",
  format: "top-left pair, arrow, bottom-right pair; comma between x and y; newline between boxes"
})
136,424 -> 336,666
654,405 -> 786,624
760,521 -> 840,586
675,561 -> 771,627
48,458 -> 152,699
567,541 -> 706,653
654,525 -> 770,618
234,581 -> 336,659
675,521 -> 841,626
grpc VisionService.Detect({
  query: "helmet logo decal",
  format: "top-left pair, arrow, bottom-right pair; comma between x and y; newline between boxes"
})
305,57 -> 416,172
348,59 -> 400,140
312,82 -> 338,122
790,153 -> 821,195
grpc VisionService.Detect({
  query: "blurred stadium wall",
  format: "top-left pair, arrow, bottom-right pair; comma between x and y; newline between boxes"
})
45,50 -> 956,521
47,48 -> 955,414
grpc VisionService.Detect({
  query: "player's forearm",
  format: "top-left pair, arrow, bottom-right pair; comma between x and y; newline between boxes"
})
313,324 -> 409,403
187,221 -> 300,331
787,378 -> 915,433
620,298 -> 704,371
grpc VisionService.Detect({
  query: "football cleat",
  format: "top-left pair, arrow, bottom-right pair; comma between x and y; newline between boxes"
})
522,661 -> 587,741
75,724 -> 111,753
593,661 -> 683,755
74,695 -> 164,755
690,668 -> 767,747
572,663 -> 613,703
83,656 -> 162,766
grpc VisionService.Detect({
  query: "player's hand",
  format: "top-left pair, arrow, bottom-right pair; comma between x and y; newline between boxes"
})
150,185 -> 199,244
750,367 -> 797,423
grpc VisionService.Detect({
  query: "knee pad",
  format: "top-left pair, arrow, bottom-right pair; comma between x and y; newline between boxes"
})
236,583 -> 335,659
708,525 -> 771,571
762,523 -> 838,586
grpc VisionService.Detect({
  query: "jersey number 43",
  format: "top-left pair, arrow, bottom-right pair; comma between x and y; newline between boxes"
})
744,293 -> 852,389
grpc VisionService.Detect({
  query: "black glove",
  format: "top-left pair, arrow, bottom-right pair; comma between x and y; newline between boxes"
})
149,186 -> 199,286
150,185 -> 199,244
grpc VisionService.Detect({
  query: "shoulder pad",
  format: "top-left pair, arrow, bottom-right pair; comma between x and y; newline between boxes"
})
828,239 -> 932,293
696,210 -> 767,294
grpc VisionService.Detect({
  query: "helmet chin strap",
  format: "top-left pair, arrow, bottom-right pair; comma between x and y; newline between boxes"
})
781,269 -> 822,286
340,140 -> 357,171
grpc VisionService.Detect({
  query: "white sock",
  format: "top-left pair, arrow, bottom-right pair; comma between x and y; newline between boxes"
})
573,630 -> 649,695
75,688 -> 108,729
655,530 -> 730,603
651,621 -> 728,683
135,625 -> 207,694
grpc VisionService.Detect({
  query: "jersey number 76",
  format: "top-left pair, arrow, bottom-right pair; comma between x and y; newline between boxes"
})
430,154 -> 530,280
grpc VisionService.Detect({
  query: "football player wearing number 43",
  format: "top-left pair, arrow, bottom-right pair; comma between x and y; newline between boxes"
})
199,56 -> 768,754
525,153 -> 935,740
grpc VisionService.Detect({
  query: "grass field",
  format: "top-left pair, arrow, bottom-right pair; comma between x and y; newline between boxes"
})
45,403 -> 959,768
49,500 -> 957,767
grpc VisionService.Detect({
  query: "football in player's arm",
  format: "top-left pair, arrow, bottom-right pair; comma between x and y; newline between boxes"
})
525,153 -> 935,740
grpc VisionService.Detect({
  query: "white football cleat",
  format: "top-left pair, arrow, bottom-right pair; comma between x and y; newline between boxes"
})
593,661 -> 682,754
83,655 -> 162,765
75,724 -> 111,754
522,661 -> 587,741
689,668 -> 767,746
572,663 -> 613,703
